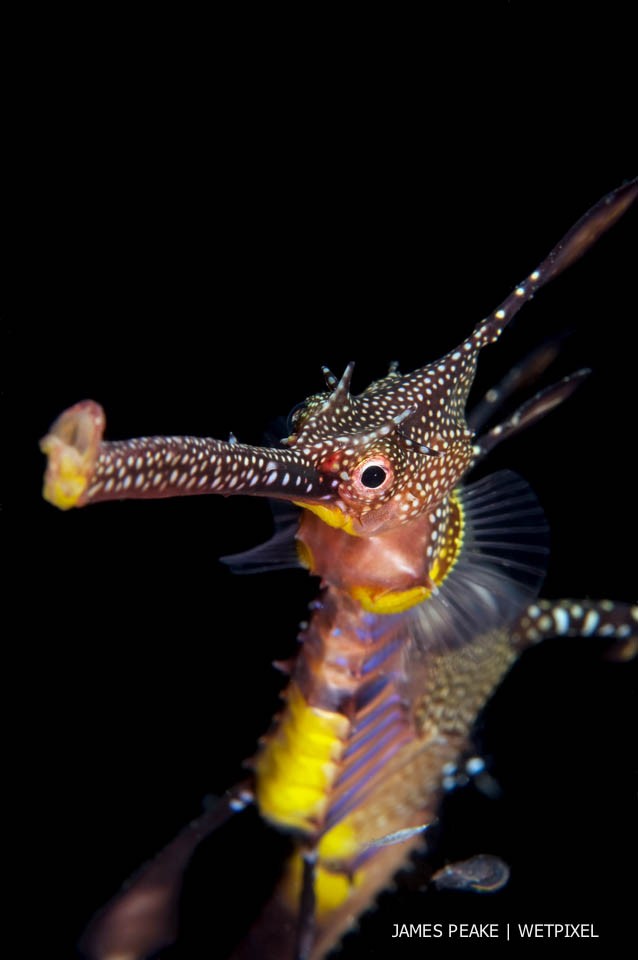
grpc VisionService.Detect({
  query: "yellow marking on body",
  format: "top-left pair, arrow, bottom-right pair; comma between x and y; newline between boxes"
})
429,556 -> 443,584
350,583 -> 430,614
255,683 -> 350,833
432,491 -> 464,585
315,864 -> 362,914
40,436 -> 89,509
295,538 -> 314,570
294,500 -> 360,536
284,851 -> 363,916
317,817 -> 360,861
349,493 -> 466,613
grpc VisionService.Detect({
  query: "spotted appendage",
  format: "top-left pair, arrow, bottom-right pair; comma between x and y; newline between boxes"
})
41,401 -> 340,510
513,599 -> 638,659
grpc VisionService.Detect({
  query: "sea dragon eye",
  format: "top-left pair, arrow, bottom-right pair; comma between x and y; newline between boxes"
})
360,464 -> 387,488
350,456 -> 394,496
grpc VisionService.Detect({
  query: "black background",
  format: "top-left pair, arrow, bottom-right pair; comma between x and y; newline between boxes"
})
12,8 -> 636,959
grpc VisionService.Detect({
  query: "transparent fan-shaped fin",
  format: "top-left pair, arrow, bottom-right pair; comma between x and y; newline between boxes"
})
410,471 -> 549,655
220,504 -> 302,574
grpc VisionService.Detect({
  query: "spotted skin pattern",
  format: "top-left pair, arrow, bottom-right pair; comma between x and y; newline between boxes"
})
514,599 -> 638,657
42,180 -> 637,960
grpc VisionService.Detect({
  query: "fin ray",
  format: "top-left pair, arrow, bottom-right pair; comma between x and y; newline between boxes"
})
221,505 -> 301,574
410,471 -> 548,655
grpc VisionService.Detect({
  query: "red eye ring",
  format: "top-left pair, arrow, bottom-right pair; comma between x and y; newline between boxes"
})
349,456 -> 395,497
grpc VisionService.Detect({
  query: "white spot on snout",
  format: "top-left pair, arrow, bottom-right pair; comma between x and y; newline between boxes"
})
582,609 -> 600,635
552,607 -> 569,635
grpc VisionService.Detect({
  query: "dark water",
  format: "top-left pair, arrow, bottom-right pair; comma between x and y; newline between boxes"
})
13,27 -> 636,958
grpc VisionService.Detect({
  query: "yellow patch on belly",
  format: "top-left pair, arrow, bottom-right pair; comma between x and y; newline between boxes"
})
255,683 -> 350,833
350,583 -> 430,613
349,493 -> 466,613
283,850 -> 363,917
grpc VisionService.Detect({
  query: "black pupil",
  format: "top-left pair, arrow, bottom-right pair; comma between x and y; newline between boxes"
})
360,465 -> 387,488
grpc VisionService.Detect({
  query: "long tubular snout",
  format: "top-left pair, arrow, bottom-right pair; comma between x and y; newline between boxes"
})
41,400 -> 337,510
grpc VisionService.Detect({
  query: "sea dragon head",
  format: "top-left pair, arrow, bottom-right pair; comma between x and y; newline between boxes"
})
42,179 -> 636,538
40,343 -> 477,536
279,347 -> 478,535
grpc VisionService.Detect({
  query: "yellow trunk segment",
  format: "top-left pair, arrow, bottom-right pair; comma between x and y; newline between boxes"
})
255,683 -> 350,833
283,847 -> 363,918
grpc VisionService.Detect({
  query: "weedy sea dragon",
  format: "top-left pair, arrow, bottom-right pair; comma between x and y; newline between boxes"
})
42,180 -> 637,960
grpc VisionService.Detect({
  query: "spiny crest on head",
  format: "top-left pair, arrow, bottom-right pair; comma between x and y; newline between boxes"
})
287,334 -> 482,460
281,352 -> 476,521
288,362 -> 410,448
283,176 -> 638,519
279,347 -> 481,521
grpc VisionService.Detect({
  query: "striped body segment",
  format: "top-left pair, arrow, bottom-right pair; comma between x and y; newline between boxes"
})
252,604 -> 520,958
